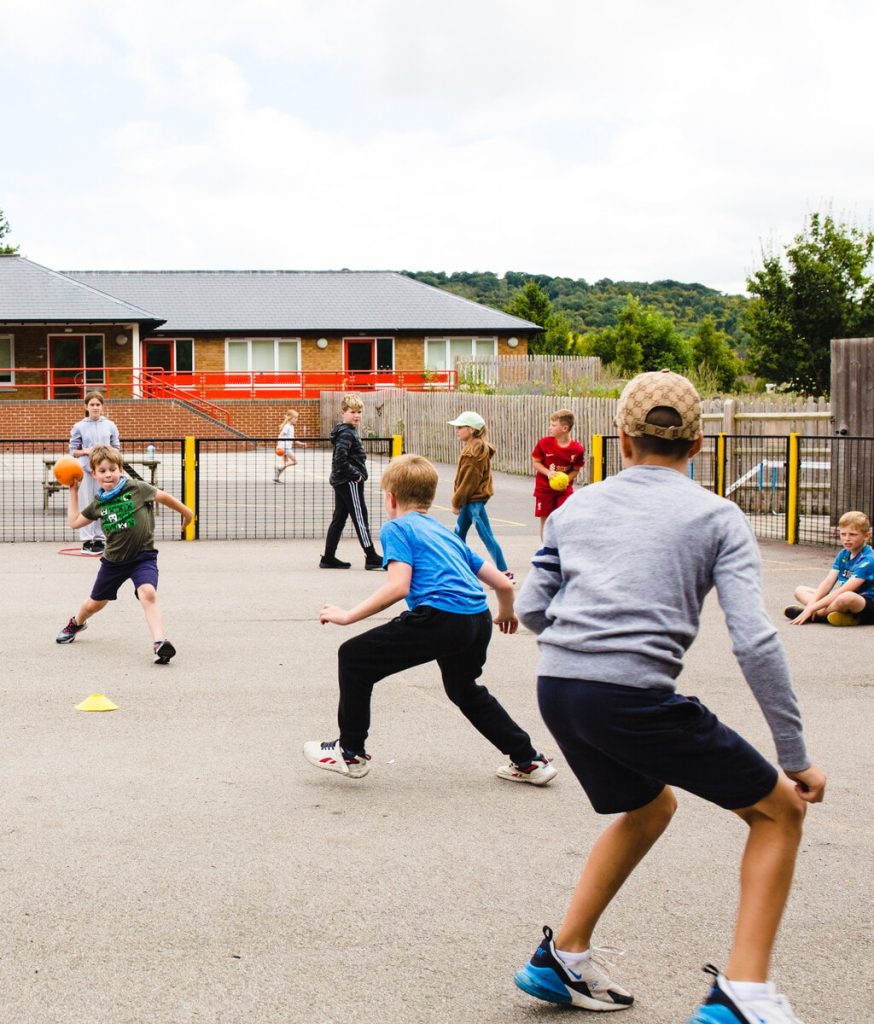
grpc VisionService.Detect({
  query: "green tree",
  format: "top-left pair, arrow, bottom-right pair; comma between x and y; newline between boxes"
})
745,212 -> 874,394
579,295 -> 690,375
0,208 -> 17,254
504,280 -> 572,355
691,316 -> 739,391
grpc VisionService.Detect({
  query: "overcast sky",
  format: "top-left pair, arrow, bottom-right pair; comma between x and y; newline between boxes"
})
2,0 -> 871,295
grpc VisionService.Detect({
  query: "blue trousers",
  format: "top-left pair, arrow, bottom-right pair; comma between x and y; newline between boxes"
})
455,501 -> 508,572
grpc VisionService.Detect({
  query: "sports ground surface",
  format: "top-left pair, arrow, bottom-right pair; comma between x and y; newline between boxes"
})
3,465 -> 871,1023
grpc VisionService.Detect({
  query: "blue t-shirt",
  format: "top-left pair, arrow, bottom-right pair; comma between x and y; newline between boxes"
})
380,512 -> 488,615
832,543 -> 874,595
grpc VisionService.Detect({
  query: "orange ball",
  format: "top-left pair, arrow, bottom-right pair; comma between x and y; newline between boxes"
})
53,455 -> 84,486
275,446 -> 286,457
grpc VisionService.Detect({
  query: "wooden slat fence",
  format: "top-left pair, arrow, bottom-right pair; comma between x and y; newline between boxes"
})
455,355 -> 602,390
320,392 -> 832,484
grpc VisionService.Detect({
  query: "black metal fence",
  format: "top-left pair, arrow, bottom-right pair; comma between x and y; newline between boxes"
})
596,434 -> 873,547
0,437 -> 393,543
4,434 -> 870,548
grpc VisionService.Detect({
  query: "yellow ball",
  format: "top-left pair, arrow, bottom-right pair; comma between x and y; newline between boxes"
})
549,471 -> 569,492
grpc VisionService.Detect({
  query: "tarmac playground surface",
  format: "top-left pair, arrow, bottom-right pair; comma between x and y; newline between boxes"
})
2,464 -> 872,1023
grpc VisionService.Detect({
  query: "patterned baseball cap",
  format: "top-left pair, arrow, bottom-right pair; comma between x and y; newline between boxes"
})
615,369 -> 702,440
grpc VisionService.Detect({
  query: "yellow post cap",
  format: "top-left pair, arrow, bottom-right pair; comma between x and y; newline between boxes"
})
76,693 -> 119,712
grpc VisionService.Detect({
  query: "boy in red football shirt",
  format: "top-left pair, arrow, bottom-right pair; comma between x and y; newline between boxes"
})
532,409 -> 585,537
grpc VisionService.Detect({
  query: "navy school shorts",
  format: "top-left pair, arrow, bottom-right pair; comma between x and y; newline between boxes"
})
858,594 -> 874,624
90,549 -> 159,602
537,676 -> 779,814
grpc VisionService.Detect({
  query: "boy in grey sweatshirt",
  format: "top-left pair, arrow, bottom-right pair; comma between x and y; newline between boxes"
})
513,370 -> 826,1024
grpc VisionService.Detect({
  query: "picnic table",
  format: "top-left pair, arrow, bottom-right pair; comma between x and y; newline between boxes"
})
43,457 -> 161,512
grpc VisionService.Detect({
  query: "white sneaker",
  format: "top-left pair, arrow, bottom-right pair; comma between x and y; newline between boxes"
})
688,966 -> 804,1023
496,753 -> 557,785
303,739 -> 370,778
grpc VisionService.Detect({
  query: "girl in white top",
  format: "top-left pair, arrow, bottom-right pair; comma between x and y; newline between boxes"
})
69,391 -> 121,552
274,409 -> 307,483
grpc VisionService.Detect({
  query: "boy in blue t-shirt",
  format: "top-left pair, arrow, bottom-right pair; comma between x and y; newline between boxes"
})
785,510 -> 874,626
303,454 -> 556,785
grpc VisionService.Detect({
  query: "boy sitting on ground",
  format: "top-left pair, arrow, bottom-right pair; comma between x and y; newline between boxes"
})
785,510 -> 874,626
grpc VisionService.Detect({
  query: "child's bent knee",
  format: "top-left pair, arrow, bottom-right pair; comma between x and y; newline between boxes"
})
744,775 -> 806,831
629,786 -> 677,831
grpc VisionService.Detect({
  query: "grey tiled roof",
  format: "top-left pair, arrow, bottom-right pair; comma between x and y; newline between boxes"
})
65,270 -> 539,334
0,256 -> 163,324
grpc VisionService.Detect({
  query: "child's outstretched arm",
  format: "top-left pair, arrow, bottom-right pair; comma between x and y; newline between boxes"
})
155,489 -> 194,527
320,560 -> 411,626
66,478 -> 90,530
476,562 -> 518,634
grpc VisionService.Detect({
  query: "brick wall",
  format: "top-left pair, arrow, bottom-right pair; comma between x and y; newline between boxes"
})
0,399 -> 321,440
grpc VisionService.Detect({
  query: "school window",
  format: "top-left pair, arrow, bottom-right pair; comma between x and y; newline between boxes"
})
83,335 -> 105,385
142,338 -> 194,373
226,338 -> 300,373
424,336 -> 497,371
0,334 -> 13,385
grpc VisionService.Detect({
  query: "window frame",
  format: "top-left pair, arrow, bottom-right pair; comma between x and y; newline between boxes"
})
423,335 -> 497,371
0,333 -> 13,387
224,337 -> 302,381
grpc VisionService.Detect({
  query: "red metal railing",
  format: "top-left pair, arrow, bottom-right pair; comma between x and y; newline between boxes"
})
1,366 -> 457,402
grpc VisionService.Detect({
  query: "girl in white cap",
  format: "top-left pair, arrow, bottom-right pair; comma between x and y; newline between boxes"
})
448,411 -> 513,581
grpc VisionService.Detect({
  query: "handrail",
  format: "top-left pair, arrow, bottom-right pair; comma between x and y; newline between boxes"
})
132,368 -> 232,425
0,366 -> 458,401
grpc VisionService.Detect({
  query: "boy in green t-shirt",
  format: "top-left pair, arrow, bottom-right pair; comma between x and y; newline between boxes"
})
55,445 -> 193,664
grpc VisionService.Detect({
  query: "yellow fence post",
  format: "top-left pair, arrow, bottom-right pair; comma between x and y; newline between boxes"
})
391,434 -> 404,459
716,434 -> 726,497
183,436 -> 197,541
786,433 -> 800,545
591,434 -> 604,482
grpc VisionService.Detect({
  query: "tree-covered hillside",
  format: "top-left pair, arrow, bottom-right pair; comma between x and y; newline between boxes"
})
402,270 -> 750,352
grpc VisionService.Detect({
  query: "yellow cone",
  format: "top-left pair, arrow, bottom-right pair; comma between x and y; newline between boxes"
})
76,693 -> 119,712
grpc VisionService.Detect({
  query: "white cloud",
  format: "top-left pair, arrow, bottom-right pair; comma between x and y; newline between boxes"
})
4,0 -> 874,293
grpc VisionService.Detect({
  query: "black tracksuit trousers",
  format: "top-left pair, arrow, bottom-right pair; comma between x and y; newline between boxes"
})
324,480 -> 376,557
336,605 -> 537,763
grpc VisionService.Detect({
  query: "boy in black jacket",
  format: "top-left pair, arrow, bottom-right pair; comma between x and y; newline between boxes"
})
320,394 -> 384,570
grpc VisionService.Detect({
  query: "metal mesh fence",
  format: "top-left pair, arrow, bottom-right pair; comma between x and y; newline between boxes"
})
4,433 -> 870,547
0,439 -> 185,543
724,435 -> 789,542
798,435 -> 874,547
0,437 -> 393,543
194,437 -> 393,540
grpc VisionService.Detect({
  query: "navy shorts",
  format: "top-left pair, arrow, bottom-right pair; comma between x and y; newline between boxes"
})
859,594 -> 874,624
537,676 -> 779,814
90,549 -> 159,602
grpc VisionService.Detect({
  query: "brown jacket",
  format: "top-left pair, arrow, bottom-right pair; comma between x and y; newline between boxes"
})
452,437 -> 496,508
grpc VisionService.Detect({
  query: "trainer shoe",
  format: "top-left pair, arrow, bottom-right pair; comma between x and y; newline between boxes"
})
515,926 -> 633,1011
827,611 -> 860,627
56,616 -> 87,644
319,555 -> 351,569
91,539 -> 105,553
303,739 -> 371,778
687,965 -> 803,1023
364,556 -> 387,571
496,753 -> 557,786
783,606 -> 803,620
81,539 -> 95,553
153,639 -> 176,664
